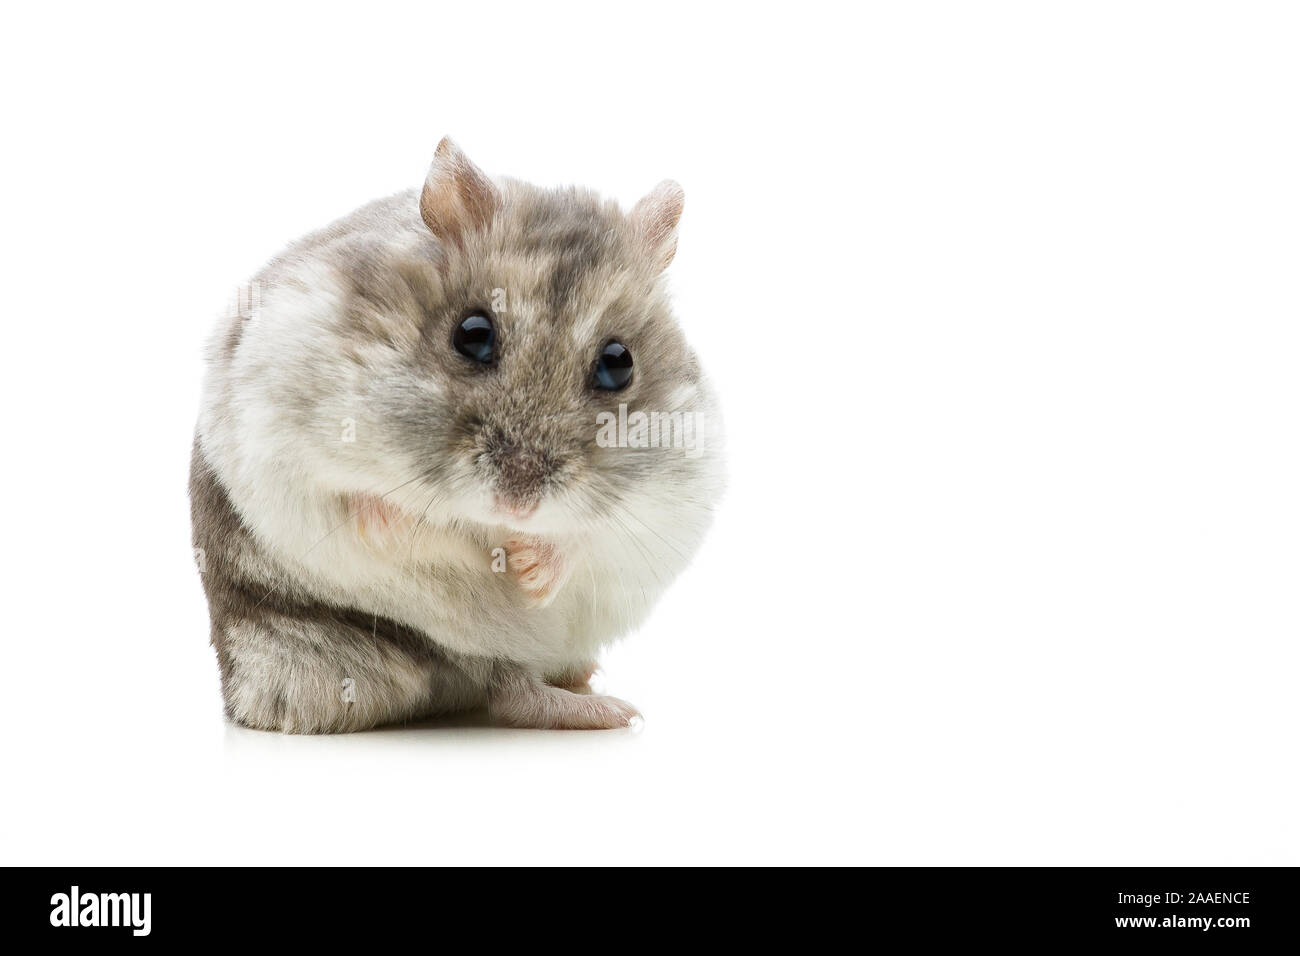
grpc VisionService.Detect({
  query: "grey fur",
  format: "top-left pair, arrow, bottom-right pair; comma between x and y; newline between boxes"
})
190,442 -> 487,732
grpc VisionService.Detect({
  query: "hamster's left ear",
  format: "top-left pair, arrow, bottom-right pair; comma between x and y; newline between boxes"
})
631,180 -> 685,273
420,137 -> 500,249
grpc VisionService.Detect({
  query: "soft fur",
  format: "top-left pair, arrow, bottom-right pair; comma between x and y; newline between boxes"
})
191,138 -> 723,733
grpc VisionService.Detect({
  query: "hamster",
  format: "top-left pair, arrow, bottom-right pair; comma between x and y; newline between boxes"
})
190,137 -> 724,733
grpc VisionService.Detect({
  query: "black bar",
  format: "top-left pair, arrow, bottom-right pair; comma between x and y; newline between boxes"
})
6,867 -> 1297,945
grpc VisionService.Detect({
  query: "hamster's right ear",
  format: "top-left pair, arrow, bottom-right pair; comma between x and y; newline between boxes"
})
420,137 -> 500,249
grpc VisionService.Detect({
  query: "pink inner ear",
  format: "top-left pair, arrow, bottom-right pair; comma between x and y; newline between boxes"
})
632,180 -> 685,270
420,137 -> 500,248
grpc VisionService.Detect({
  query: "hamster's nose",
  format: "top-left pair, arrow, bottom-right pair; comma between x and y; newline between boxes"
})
493,494 -> 538,520
484,437 -> 554,511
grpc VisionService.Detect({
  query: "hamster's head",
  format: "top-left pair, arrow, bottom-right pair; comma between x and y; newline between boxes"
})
320,137 -> 721,541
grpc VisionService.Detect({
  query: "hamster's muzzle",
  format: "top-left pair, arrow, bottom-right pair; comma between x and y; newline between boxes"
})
482,435 -> 557,513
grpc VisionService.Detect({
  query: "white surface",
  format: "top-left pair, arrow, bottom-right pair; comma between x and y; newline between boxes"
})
1,2 -> 1298,865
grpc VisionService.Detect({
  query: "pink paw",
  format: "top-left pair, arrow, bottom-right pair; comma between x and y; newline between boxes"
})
495,687 -> 640,730
505,536 -> 569,608
488,671 -> 641,730
349,493 -> 412,548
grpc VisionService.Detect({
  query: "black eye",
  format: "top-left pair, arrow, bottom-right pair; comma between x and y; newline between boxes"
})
453,312 -> 495,364
593,341 -> 633,391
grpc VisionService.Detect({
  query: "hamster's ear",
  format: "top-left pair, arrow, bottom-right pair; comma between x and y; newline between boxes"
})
420,137 -> 500,248
630,180 -> 685,273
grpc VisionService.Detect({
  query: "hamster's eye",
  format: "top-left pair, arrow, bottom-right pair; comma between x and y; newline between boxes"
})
453,312 -> 495,364
593,341 -> 633,391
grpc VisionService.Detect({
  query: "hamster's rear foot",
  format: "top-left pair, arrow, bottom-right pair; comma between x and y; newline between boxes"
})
489,669 -> 639,730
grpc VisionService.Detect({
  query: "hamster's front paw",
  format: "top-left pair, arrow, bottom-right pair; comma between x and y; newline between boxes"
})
349,493 -> 413,549
505,536 -> 570,608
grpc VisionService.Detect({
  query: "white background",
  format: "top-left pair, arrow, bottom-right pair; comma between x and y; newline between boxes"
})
1,2 -> 1297,865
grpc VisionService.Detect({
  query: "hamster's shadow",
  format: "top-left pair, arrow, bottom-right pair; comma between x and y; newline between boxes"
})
222,707 -> 640,756
387,707 -> 500,731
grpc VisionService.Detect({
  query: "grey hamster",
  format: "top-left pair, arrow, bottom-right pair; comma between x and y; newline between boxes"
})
190,137 -> 723,732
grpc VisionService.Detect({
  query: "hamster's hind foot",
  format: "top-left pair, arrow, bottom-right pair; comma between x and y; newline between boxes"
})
489,668 -> 639,730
